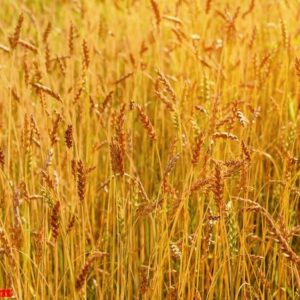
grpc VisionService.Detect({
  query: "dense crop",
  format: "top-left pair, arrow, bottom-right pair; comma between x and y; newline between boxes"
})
0,1 -> 299,299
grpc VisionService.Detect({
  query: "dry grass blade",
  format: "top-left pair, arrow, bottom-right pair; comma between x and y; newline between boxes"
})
114,72 -> 134,85
0,44 -> 10,53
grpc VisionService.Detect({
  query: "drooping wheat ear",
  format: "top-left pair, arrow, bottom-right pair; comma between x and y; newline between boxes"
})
32,228 -> 44,264
31,82 -> 63,103
295,57 -> 300,81
9,13 -> 24,50
132,175 -> 149,201
205,0 -> 213,14
0,228 -> 16,269
223,160 -> 244,178
110,138 -> 125,176
216,114 -> 233,130
73,86 -> 83,104
82,39 -> 90,69
101,90 -> 114,113
190,177 -> 212,193
191,132 -> 204,165
43,21 -> 52,43
66,214 -> 76,234
41,170 -> 54,190
200,72 -> 211,103
162,179 -> 177,201
164,153 -> 180,177
241,140 -> 251,163
139,269 -> 150,295
248,26 -> 256,48
30,115 -> 40,140
280,19 -> 289,50
236,110 -> 249,127
51,201 -> 60,241
170,107 -> 179,130
156,70 -> 176,102
77,160 -> 86,203
212,163 -> 225,216
150,0 -> 161,25
287,225 -> 300,239
166,136 -> 178,158
240,198 -> 300,265
0,148 -> 4,168
136,105 -> 157,141
195,104 -> 207,115
57,56 -> 66,76
68,23 -> 75,56
18,39 -> 37,53
65,125 -> 73,148
45,42 -> 51,73
154,90 -> 175,112
136,198 -> 163,218
170,242 -> 182,260
71,159 -> 77,180
49,113 -> 61,146
213,131 -> 239,141
75,252 -> 108,291
116,104 -> 126,159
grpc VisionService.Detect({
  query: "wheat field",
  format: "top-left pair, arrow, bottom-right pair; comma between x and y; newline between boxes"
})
0,0 -> 299,299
